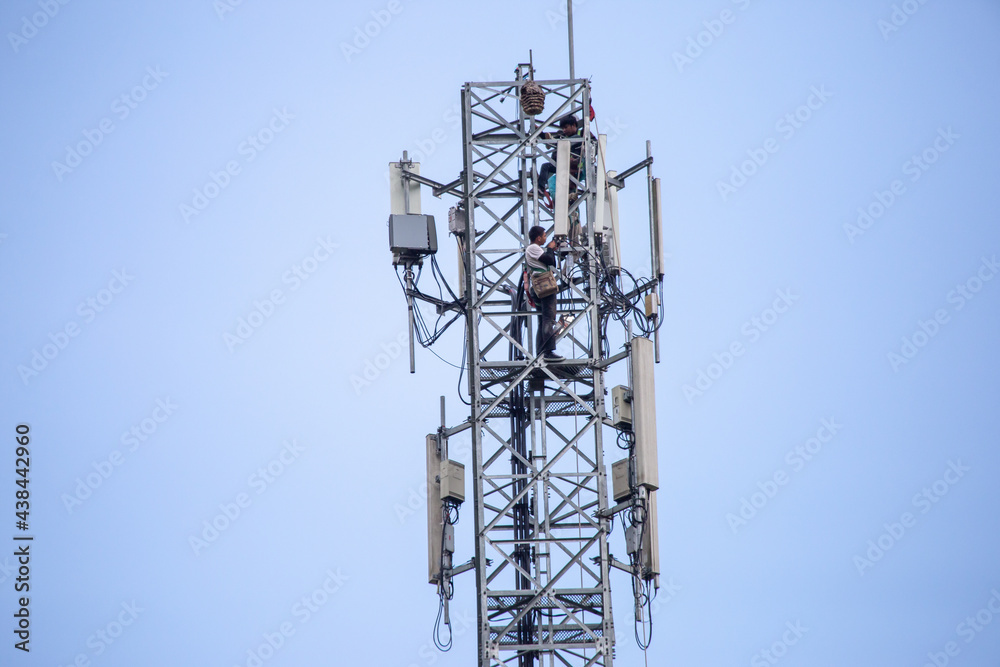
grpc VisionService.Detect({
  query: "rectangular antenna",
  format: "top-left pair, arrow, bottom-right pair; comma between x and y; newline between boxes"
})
389,161 -> 421,215
594,134 -> 608,232
426,433 -> 443,583
642,489 -> 661,582
606,169 -> 622,273
449,206 -> 467,297
631,336 -> 659,491
652,177 -> 664,279
553,139 -> 571,237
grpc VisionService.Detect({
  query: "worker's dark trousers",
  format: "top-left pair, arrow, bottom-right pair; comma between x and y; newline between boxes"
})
535,292 -> 558,355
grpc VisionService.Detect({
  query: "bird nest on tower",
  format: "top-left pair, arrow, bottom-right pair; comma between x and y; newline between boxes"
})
520,80 -> 545,116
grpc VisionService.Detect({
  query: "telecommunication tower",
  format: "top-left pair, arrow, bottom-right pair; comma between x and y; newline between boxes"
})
387,45 -> 666,667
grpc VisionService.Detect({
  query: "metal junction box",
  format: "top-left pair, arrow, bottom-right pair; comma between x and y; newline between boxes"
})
443,523 -> 455,554
625,524 -> 640,556
644,292 -> 659,319
611,385 -> 632,428
440,460 -> 465,504
448,206 -> 466,234
612,458 -> 630,503
388,214 -> 437,255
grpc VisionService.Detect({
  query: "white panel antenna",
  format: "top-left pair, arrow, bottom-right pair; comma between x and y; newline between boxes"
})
630,336 -> 659,491
553,139 -> 571,237
425,434 -> 443,584
594,134 -> 608,233
641,489 -> 660,583
606,169 -> 622,272
652,177 -> 664,279
390,161 -> 422,215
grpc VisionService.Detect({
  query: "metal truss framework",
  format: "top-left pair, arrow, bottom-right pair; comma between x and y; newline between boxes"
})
458,75 -> 617,667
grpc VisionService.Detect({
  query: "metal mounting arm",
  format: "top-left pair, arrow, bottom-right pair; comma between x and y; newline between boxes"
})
607,156 -> 653,189
399,169 -> 465,199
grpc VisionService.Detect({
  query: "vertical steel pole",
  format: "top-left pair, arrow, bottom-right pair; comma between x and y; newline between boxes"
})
646,141 -> 655,280
402,150 -> 411,213
584,80 -> 615,666
461,84 -> 492,667
567,0 -> 575,80
646,140 -> 663,363
406,266 -> 416,373
402,148 -> 417,374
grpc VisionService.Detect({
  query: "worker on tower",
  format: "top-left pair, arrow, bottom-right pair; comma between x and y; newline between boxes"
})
526,225 -> 563,361
547,115 -> 598,257
538,115 -> 583,201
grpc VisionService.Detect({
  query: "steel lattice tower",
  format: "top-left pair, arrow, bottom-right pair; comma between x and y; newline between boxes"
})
460,74 -> 612,667
390,64 -> 663,667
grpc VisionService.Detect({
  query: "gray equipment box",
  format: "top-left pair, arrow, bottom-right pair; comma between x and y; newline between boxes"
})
440,460 -> 465,504
612,458 -> 630,503
625,524 -> 640,556
389,214 -> 437,255
448,206 -> 466,234
611,385 -> 632,428
644,292 -> 659,319
443,523 -> 455,554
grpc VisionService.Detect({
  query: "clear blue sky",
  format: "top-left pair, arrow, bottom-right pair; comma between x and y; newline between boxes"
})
1,1 -> 998,665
